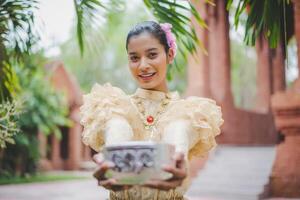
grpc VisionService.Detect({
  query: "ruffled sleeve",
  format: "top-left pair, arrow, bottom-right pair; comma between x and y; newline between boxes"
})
79,83 -> 134,152
160,96 -> 223,159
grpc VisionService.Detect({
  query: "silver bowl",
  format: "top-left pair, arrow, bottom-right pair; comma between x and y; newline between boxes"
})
103,141 -> 175,185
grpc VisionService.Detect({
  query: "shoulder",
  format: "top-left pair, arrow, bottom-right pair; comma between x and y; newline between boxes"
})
166,96 -> 223,158
165,95 -> 223,127
80,82 -> 133,122
171,95 -> 221,112
79,83 -> 134,151
86,82 -> 127,99
81,82 -> 131,106
179,96 -> 218,106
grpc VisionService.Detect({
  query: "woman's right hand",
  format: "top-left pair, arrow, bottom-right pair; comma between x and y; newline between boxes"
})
92,153 -> 131,191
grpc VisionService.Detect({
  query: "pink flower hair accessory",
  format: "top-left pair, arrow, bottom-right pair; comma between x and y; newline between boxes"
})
160,23 -> 177,57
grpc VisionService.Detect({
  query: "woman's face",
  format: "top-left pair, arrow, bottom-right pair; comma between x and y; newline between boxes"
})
127,32 -> 174,92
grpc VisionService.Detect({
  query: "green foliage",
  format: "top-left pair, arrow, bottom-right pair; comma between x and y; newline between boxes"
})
60,0 -> 132,93
0,0 -> 40,101
0,61 -> 21,100
227,0 -> 293,48
0,0 -> 39,58
73,0 -> 107,56
0,54 -> 72,177
0,100 -> 21,149
0,173 -> 88,185
230,40 -> 256,109
15,64 -> 72,139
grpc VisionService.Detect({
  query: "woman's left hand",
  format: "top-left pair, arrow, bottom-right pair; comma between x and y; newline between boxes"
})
143,152 -> 187,191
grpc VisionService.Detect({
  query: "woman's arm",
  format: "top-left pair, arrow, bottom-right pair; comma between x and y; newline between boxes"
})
93,116 -> 134,191
143,120 -> 190,190
104,116 -> 134,145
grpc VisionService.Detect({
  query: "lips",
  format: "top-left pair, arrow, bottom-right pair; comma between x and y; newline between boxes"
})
138,72 -> 156,81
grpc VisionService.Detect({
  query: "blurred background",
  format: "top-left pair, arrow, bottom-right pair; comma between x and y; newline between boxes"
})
0,0 -> 299,200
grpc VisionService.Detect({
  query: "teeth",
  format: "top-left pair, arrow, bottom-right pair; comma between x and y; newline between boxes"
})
140,73 -> 155,77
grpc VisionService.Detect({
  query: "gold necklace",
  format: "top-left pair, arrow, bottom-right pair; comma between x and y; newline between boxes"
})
132,93 -> 172,139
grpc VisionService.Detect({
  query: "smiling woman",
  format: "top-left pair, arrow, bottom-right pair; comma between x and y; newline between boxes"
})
127,32 -> 172,92
80,21 -> 223,200
126,22 -> 176,93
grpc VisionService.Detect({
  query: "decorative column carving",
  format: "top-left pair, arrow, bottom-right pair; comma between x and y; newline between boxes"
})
269,79 -> 300,197
268,1 -> 300,197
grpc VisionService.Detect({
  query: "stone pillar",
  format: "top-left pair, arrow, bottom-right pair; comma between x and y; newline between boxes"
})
37,131 -> 52,170
38,131 -> 47,160
267,1 -> 300,196
51,135 -> 63,169
271,42 -> 286,92
83,144 -> 92,161
186,0 -> 211,97
66,108 -> 82,170
269,79 -> 300,197
207,0 -> 234,106
255,35 -> 273,112
294,0 -> 300,75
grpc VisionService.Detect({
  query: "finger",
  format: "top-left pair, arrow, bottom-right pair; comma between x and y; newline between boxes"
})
173,152 -> 184,161
173,152 -> 185,168
144,179 -> 182,191
93,161 -> 115,180
110,185 -> 133,192
98,179 -> 132,191
93,153 -> 104,164
162,165 -> 186,180
98,178 -> 117,189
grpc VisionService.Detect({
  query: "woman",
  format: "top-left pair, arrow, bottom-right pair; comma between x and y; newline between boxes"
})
80,21 -> 223,200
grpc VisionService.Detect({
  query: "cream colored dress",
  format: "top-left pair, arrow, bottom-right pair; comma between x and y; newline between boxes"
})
80,83 -> 223,200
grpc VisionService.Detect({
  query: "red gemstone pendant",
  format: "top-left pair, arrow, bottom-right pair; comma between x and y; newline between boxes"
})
146,116 -> 154,124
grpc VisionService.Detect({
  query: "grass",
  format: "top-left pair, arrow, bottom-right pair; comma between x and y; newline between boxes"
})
0,173 -> 89,185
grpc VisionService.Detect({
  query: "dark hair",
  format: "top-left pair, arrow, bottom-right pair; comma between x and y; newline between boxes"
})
126,21 -> 169,53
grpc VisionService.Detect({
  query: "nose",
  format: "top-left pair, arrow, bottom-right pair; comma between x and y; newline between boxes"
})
139,57 -> 150,72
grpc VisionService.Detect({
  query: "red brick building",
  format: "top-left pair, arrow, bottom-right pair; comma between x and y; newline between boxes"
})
38,61 -> 92,171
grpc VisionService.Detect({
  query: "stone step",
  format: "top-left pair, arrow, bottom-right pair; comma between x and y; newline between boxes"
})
187,192 -> 258,200
191,179 -> 269,192
188,184 -> 264,195
186,146 -> 276,200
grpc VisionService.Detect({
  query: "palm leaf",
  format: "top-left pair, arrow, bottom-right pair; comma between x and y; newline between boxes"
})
228,0 -> 293,48
0,0 -> 39,58
73,0 -> 107,56
0,0 -> 39,101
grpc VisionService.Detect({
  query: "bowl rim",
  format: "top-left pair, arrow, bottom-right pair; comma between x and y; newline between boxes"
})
104,141 -> 171,151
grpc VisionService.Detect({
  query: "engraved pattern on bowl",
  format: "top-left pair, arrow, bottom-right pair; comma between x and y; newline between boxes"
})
103,141 -> 175,185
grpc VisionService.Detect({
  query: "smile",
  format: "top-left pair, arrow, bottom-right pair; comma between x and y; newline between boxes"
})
138,72 -> 156,81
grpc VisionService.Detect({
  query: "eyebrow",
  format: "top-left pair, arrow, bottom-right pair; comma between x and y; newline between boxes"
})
128,48 -> 158,55
146,48 -> 158,52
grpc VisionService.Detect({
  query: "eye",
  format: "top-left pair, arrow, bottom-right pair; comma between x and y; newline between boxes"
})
148,52 -> 157,59
130,56 -> 139,62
